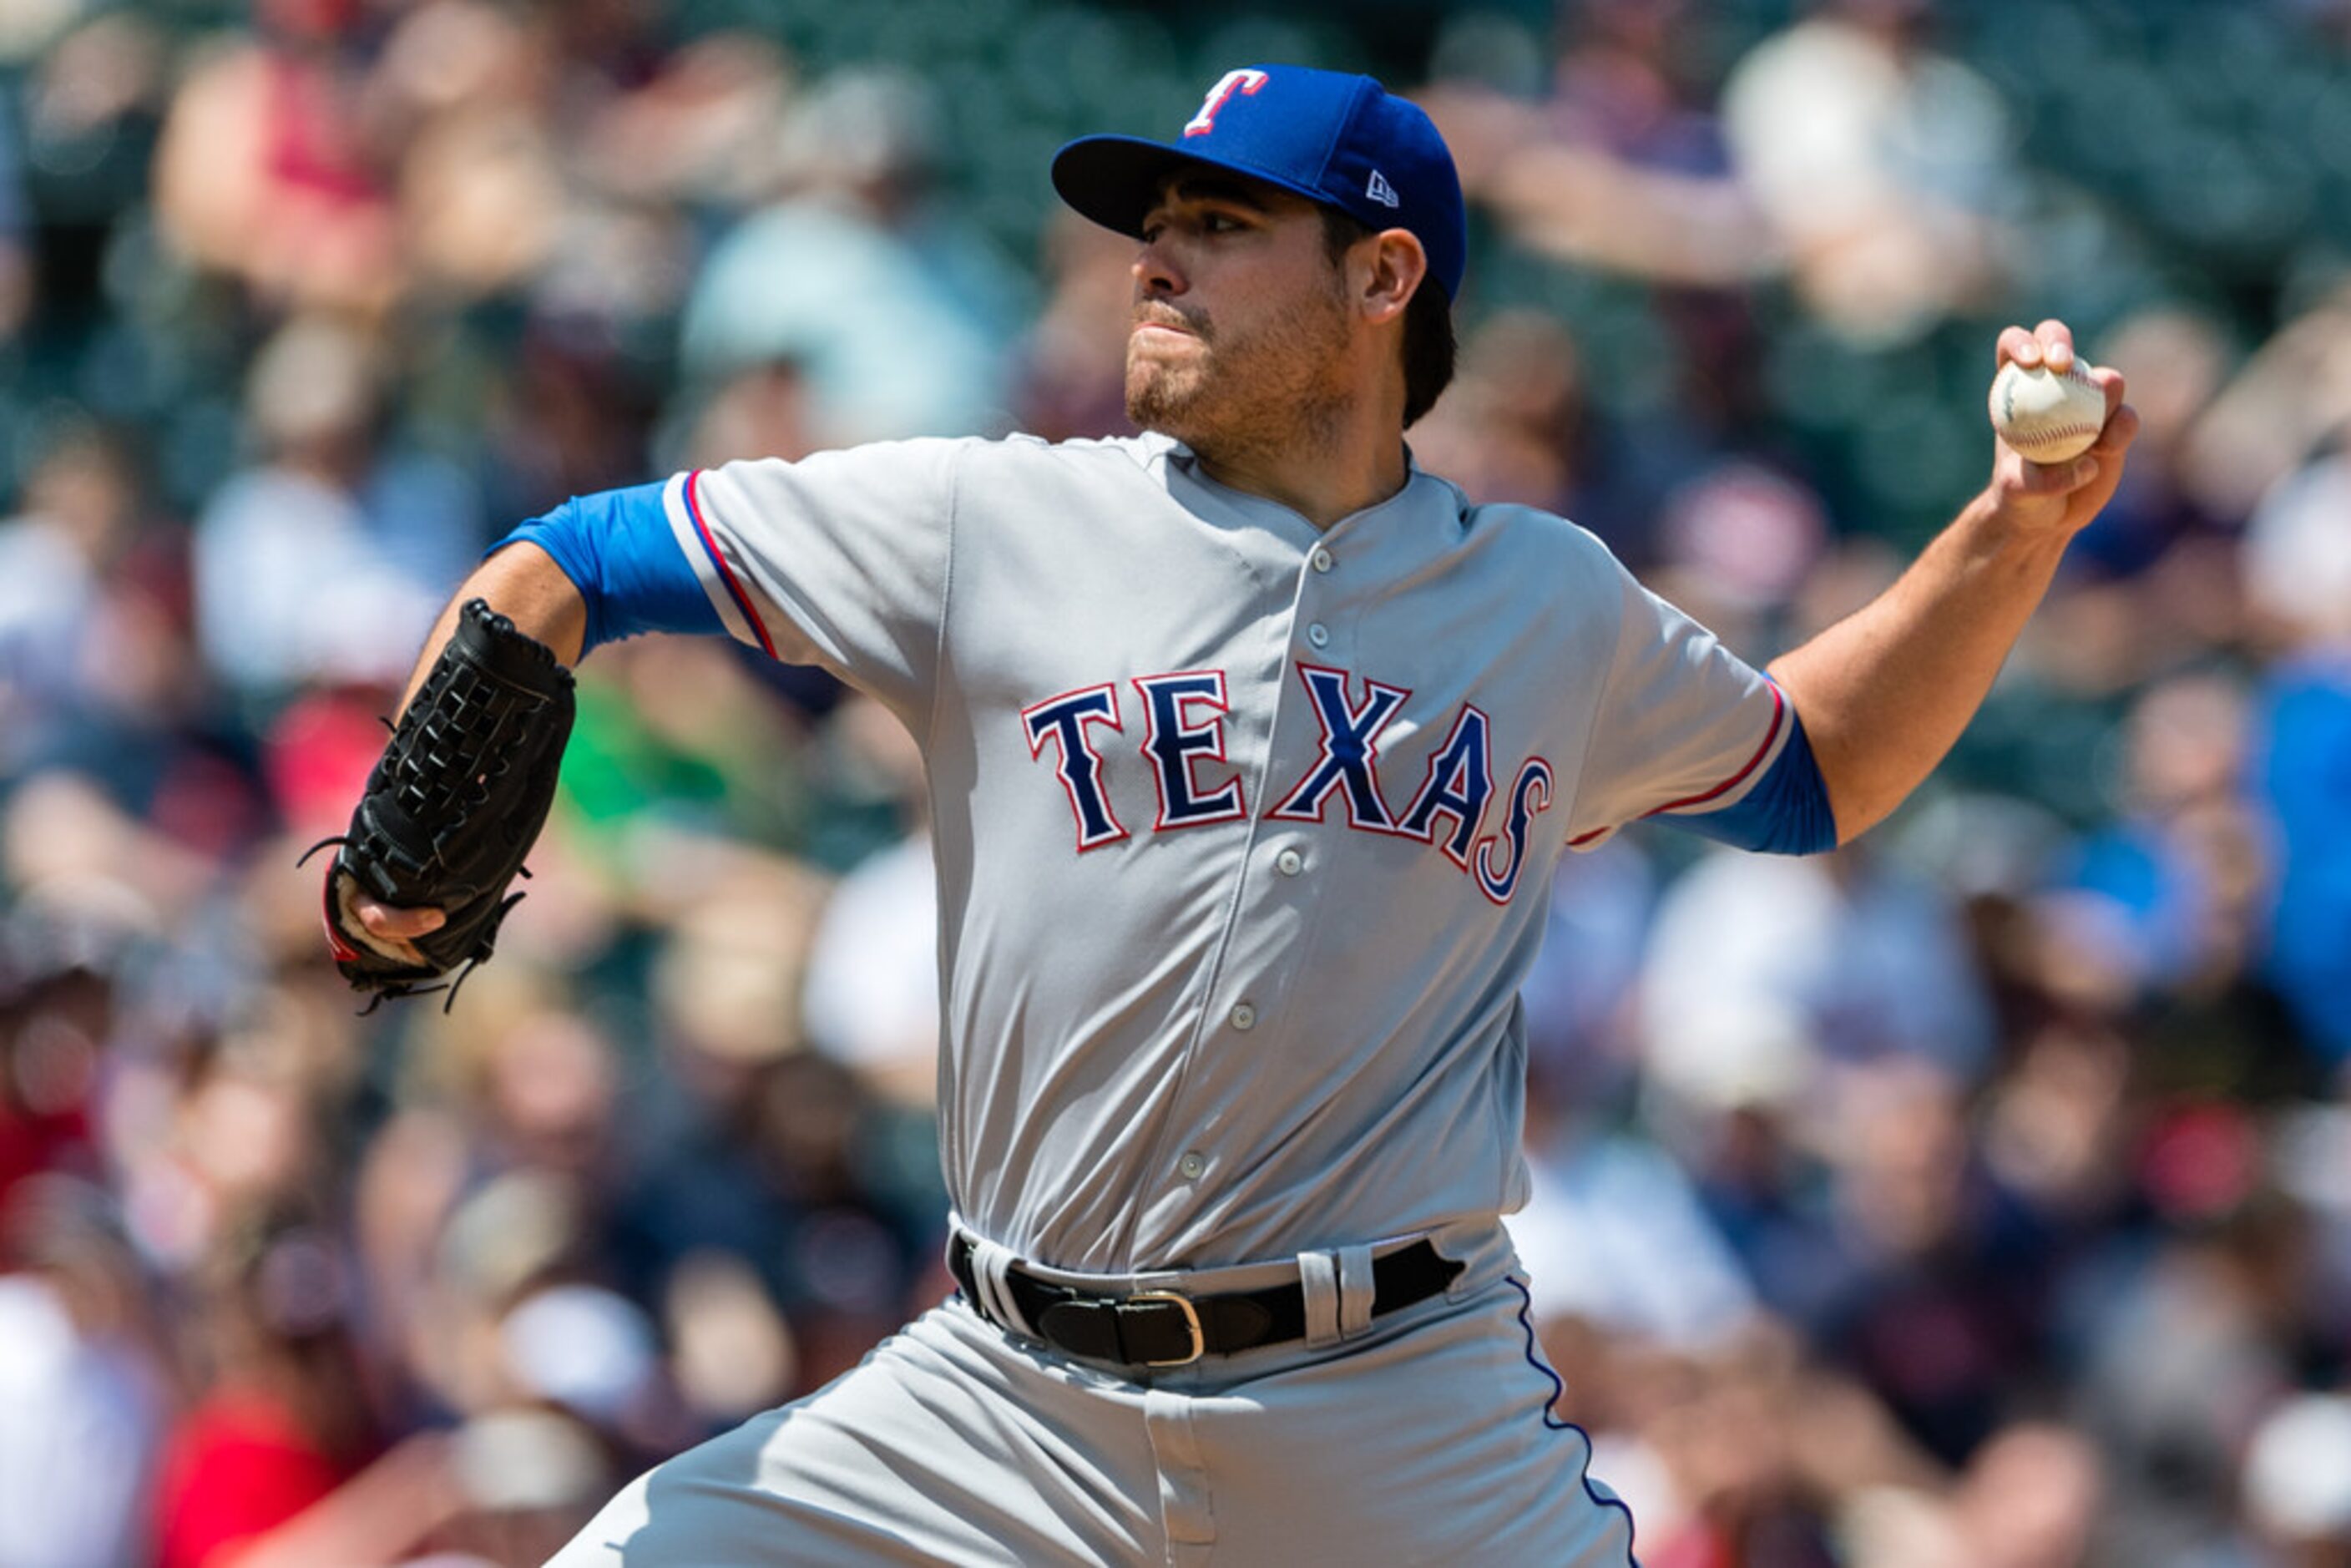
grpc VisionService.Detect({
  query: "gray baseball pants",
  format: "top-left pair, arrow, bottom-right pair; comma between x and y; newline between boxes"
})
546,1227 -> 1638,1566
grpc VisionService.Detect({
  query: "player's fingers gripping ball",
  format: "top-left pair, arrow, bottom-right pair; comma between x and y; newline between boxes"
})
1988,356 -> 2108,464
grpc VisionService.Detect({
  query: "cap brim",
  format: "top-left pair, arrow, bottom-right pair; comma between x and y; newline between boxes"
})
1050,134 -> 1335,237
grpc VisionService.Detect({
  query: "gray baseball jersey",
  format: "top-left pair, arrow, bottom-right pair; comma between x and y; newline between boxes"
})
519,431 -> 1797,1274
518,428 -> 1820,1565
519,53 -> 1854,1560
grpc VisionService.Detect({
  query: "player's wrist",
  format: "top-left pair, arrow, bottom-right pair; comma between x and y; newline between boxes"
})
1960,483 -> 2085,564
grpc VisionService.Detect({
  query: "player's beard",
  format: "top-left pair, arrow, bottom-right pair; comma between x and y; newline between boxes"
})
1125,278 -> 1353,468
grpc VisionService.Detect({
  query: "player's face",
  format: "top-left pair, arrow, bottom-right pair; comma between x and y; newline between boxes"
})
1125,175 -> 1356,453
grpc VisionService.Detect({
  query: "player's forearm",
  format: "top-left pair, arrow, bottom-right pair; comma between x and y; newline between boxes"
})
1767,490 -> 2071,843
397,542 -> 587,714
1768,321 -> 2136,843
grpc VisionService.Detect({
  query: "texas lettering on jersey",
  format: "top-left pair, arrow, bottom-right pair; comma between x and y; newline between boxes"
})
1021,660 -> 1554,905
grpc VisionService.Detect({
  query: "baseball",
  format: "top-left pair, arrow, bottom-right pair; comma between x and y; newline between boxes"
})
1989,358 -> 2108,464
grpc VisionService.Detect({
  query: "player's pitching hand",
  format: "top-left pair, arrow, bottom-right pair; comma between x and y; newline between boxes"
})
346,889 -> 447,968
1984,320 -> 2139,539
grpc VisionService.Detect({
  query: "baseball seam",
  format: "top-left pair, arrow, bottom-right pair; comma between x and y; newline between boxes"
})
2010,425 -> 2100,458
1995,362 -> 2102,458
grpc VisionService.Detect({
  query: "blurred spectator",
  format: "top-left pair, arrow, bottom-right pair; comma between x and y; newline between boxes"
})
1944,1423 -> 2103,1568
151,1210 -> 465,1568
191,313 -> 478,706
801,695 -> 938,1108
496,1282 -> 669,1451
1977,1018 -> 2134,1236
1811,1058 -> 2052,1469
1014,210 -> 1143,441
2242,444 -> 2351,1069
364,0 -> 567,305
442,1405 -> 616,1565
1639,842 -> 1995,1110
19,13 -> 171,330
2063,306 -> 2235,585
618,959 -> 940,1394
1516,834 -> 1658,1105
1425,0 -> 1777,290
1408,310 -> 1590,518
2072,1197 -> 2314,1565
1514,1127 -> 1759,1357
573,29 -> 794,211
1719,0 -> 2015,346
660,1249 -> 797,1432
771,68 -> 1029,367
1647,457 -> 1833,638
154,0 -> 405,314
0,948 -> 114,1215
0,427 -> 145,779
0,1177 -> 167,1568
2242,1391 -> 2351,1565
2052,673 -> 2279,1067
680,68 -> 1019,444
2020,307 -> 2244,701
800,823 -> 939,1105
2182,279 -> 2351,526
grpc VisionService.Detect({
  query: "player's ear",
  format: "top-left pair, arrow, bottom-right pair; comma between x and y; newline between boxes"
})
1358,230 -> 1427,327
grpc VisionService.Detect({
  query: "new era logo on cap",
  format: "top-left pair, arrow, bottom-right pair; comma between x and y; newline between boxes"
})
1049,63 -> 1469,301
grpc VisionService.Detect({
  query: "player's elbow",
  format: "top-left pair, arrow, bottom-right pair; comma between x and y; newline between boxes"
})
472,541 -> 591,665
1669,717 -> 1841,856
1805,737 -> 1930,849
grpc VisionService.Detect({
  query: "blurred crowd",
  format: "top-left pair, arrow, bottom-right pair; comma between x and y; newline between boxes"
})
0,0 -> 2347,1564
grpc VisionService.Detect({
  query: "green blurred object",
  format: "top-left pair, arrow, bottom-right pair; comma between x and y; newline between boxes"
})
558,671 -> 808,854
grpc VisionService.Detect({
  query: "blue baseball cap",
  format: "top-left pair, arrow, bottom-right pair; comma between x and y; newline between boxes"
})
1052,64 -> 1468,302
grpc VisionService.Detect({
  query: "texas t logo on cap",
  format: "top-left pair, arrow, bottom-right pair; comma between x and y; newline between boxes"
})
1185,69 -> 1268,137
1052,63 -> 1469,301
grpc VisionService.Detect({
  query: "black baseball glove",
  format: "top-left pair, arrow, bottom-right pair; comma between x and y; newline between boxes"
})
307,598 -> 576,1008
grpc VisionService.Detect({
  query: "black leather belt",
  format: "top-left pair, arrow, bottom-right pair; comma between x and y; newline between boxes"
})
948,1234 -> 1463,1369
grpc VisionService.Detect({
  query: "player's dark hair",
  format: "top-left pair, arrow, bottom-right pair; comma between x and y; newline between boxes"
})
1320,207 -> 1457,428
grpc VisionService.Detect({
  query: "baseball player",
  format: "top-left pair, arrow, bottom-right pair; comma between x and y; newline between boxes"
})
335,64 -> 2135,1567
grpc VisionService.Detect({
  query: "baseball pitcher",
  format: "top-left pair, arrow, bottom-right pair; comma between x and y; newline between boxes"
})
321,64 -> 2136,1566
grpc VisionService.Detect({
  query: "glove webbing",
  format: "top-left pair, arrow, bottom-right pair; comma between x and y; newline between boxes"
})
386,660 -> 551,857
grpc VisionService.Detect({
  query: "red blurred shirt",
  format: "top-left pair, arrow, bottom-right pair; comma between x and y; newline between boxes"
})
152,1392 -> 345,1568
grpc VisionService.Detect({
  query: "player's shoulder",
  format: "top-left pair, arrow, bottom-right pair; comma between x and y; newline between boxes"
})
1448,485 -> 1630,575
979,429 -> 1178,473
937,431 -> 1181,508
1418,478 -> 1643,625
697,431 -> 1169,515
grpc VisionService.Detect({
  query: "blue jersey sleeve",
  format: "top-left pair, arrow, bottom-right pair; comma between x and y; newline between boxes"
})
495,481 -> 725,656
1665,710 -> 1838,856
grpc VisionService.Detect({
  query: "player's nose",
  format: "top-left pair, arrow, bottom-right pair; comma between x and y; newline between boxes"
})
1133,236 -> 1186,298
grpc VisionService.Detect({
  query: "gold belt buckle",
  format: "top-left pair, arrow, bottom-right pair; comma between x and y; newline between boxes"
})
1128,1290 -> 1206,1366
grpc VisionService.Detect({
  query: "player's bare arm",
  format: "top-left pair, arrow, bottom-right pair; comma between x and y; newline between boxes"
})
1766,319 -> 2141,843
395,543 -> 589,708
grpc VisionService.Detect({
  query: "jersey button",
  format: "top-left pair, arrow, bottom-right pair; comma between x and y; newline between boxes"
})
1230,1003 -> 1256,1031
1306,622 -> 1330,649
1179,1151 -> 1206,1180
1276,848 -> 1304,877
1310,547 -> 1335,574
